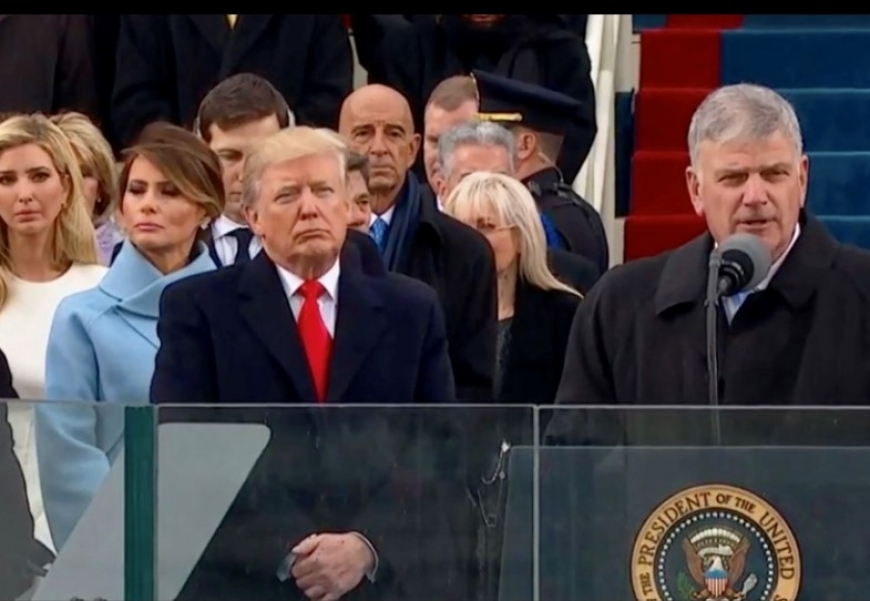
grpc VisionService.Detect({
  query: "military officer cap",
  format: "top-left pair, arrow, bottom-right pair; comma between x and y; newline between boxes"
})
472,69 -> 583,135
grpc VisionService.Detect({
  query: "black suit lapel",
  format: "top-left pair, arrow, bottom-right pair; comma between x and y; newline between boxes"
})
238,253 -> 316,399
326,264 -> 387,401
223,14 -> 274,75
187,15 -> 230,57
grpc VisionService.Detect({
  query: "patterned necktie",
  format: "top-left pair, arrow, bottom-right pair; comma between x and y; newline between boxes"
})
229,228 -> 254,264
369,217 -> 389,254
297,281 -> 332,402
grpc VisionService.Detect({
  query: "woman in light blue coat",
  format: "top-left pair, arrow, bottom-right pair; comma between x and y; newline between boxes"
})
36,122 -> 227,550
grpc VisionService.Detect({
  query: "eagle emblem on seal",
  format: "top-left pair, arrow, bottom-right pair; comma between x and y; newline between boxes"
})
682,527 -> 758,601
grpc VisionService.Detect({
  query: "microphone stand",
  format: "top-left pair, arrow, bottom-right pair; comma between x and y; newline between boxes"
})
705,254 -> 723,446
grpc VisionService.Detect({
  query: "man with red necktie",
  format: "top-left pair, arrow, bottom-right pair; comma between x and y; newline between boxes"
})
151,126 -> 463,601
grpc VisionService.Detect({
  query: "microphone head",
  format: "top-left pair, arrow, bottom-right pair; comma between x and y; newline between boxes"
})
715,233 -> 773,292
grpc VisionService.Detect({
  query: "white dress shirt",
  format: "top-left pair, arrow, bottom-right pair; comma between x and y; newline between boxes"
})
211,214 -> 262,266
275,259 -> 340,336
722,222 -> 801,322
368,205 -> 396,227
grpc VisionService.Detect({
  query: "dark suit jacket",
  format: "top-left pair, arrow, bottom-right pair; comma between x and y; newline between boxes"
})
408,184 -> 497,402
0,350 -> 38,600
151,248 -> 465,601
0,15 -> 98,119
548,248 -> 600,294
112,15 -> 353,147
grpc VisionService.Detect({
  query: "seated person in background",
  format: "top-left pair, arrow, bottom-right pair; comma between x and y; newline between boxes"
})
51,111 -> 123,265
194,73 -> 293,267
437,119 -> 599,294
357,14 -> 596,181
346,151 -> 373,234
339,83 -> 498,402
0,16 -> 98,119
474,69 -> 610,274
0,114 -> 106,556
421,75 -> 479,199
444,172 -> 581,404
151,126 -> 463,601
36,122 -> 223,550
0,348 -> 41,600
112,14 -> 353,147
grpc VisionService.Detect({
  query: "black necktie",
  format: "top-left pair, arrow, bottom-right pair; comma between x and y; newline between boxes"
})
229,228 -> 254,264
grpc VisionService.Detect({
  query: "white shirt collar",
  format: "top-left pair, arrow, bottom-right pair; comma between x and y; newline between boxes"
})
754,222 -> 801,292
213,214 -> 249,239
369,205 -> 396,226
276,257 -> 341,302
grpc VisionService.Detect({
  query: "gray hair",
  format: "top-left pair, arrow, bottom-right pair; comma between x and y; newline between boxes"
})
437,120 -> 516,179
687,84 -> 803,168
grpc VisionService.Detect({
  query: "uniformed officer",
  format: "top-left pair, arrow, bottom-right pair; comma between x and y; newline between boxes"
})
472,69 -> 609,274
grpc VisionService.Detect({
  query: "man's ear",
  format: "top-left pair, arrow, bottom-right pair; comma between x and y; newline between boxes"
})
407,132 -> 422,166
515,130 -> 536,162
244,204 -> 263,237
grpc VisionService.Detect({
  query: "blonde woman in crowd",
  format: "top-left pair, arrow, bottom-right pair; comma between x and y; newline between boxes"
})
444,171 -> 581,404
0,113 -> 106,557
51,111 -> 124,265
36,122 -> 224,550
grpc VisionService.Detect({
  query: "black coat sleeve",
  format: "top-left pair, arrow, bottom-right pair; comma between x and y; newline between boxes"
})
0,352 -> 36,600
150,281 -> 219,405
54,15 -> 99,120
295,16 -> 353,129
545,271 -> 623,445
349,15 -> 414,74
112,15 -> 178,148
455,237 -> 498,402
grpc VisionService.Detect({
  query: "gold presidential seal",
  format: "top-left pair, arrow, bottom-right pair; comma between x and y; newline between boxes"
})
630,484 -> 800,601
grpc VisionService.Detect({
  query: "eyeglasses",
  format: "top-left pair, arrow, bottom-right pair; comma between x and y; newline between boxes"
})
472,223 -> 513,235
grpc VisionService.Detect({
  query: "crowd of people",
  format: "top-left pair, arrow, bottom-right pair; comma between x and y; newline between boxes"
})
0,12 -> 865,601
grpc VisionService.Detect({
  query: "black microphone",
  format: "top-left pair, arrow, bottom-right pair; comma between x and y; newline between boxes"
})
704,233 -> 772,443
712,233 -> 773,297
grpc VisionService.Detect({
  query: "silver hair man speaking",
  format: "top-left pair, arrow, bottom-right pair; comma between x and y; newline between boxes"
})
546,83 -> 870,447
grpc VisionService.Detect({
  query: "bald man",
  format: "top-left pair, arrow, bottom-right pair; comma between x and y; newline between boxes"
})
340,84 -> 497,404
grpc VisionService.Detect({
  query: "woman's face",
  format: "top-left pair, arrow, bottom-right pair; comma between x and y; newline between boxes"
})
122,156 -> 207,255
0,143 -> 68,237
81,172 -> 100,217
461,206 -> 519,275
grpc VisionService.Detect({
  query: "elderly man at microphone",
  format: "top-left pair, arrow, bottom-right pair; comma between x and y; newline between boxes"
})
546,83 -> 870,446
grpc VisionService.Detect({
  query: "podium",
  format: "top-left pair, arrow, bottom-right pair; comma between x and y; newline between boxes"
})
501,444 -> 870,601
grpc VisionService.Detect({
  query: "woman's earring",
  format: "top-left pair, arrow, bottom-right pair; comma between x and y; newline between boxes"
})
200,222 -> 209,230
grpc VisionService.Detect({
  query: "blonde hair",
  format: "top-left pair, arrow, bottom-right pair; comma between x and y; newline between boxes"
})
0,113 -> 97,308
118,122 -> 225,233
242,126 -> 348,207
314,128 -> 349,151
444,172 -> 582,297
50,112 -> 119,221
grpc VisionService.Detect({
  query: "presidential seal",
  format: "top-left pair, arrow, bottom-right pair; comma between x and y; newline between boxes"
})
630,484 -> 800,601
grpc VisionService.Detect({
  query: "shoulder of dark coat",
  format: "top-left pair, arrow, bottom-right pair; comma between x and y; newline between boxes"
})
830,242 -> 870,301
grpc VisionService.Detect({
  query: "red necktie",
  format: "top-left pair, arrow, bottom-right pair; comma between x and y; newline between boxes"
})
297,280 -> 332,402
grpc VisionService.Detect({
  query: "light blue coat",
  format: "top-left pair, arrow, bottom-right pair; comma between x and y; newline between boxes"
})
36,241 -> 216,550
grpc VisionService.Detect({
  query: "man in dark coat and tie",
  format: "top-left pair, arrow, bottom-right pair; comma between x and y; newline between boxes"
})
339,84 -> 498,402
151,127 -> 464,601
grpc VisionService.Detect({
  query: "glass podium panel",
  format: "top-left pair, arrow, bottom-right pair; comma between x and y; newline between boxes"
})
518,406 -> 870,601
152,404 -> 537,601
0,399 -> 132,601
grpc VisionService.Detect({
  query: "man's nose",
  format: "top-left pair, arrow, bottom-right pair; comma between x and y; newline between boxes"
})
741,174 -> 768,205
